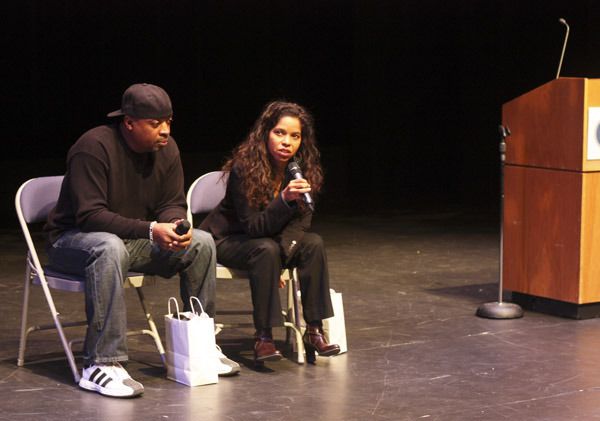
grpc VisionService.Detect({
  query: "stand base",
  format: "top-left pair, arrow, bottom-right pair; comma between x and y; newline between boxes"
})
476,301 -> 524,319
512,292 -> 600,320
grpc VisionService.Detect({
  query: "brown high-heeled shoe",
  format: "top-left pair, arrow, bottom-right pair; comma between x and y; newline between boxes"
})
254,329 -> 282,364
303,325 -> 340,363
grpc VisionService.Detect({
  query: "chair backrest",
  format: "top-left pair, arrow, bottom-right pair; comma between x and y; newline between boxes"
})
15,175 -> 66,284
186,171 -> 229,223
16,176 -> 64,225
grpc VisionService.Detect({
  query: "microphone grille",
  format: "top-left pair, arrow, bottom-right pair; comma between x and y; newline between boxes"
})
287,161 -> 301,174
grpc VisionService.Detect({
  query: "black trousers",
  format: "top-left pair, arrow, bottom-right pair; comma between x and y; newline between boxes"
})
216,232 -> 334,330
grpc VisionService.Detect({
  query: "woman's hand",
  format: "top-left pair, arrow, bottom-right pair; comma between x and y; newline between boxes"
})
281,178 -> 311,203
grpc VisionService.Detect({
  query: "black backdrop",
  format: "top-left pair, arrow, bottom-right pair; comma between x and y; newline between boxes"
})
3,1 -> 600,227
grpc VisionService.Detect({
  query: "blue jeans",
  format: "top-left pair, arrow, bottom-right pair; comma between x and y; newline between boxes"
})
47,229 -> 216,366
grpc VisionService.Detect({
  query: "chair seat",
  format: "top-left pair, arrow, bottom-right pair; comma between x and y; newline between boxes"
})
33,267 -> 85,292
216,263 -> 249,280
33,268 -> 152,292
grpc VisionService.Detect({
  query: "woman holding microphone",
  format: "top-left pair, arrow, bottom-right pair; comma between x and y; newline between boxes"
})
201,101 -> 340,365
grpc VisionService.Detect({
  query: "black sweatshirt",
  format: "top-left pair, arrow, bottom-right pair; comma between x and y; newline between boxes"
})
45,123 -> 187,244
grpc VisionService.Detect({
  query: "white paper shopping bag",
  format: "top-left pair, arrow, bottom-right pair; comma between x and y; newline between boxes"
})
322,289 -> 348,354
164,297 -> 218,386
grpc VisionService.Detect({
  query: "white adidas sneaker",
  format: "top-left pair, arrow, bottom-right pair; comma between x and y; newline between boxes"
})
78,362 -> 144,398
216,345 -> 240,377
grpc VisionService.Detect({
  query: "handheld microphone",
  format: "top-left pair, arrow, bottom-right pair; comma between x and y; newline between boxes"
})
556,18 -> 570,79
175,219 -> 191,235
287,161 -> 315,211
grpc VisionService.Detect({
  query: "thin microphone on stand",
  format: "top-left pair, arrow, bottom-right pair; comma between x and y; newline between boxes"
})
498,125 -> 511,138
556,18 -> 570,79
287,160 -> 315,211
498,125 -> 511,163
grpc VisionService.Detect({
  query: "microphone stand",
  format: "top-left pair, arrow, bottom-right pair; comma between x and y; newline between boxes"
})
476,125 -> 524,319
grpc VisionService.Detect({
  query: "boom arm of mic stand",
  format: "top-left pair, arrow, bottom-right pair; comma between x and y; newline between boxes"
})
556,18 -> 570,79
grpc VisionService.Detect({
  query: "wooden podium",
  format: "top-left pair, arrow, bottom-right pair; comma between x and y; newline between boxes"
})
502,77 -> 600,318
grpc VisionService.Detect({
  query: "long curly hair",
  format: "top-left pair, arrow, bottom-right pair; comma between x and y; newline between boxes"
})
223,101 -> 324,209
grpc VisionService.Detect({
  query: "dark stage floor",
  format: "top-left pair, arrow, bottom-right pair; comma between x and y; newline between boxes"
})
1,208 -> 600,421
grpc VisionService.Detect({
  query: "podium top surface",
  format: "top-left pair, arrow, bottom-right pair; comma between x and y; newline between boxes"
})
502,77 -> 600,172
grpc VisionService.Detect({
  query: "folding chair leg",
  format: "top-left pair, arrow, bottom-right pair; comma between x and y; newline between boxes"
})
19,267 -> 81,383
291,269 -> 302,330
39,278 -> 81,383
134,287 -> 166,366
283,268 -> 305,364
17,265 -> 32,368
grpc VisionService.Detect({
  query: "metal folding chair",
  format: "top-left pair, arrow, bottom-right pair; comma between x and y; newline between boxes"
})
16,176 -> 166,383
186,171 -> 306,363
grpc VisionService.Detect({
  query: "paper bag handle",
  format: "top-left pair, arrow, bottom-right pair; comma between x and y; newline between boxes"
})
168,297 -> 181,318
189,296 -> 207,317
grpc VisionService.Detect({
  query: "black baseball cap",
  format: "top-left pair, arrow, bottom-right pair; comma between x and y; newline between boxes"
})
107,83 -> 173,119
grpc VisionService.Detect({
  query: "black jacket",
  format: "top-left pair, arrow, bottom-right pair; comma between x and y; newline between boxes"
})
200,165 -> 312,264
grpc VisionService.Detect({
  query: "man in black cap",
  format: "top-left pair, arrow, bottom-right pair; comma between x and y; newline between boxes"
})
45,83 -> 239,398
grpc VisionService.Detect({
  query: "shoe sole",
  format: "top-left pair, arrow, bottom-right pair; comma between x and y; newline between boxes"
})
316,348 -> 341,357
218,366 -> 241,377
79,378 -> 143,398
255,353 -> 283,362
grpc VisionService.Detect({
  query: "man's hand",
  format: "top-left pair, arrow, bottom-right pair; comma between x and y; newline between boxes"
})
152,219 -> 192,251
